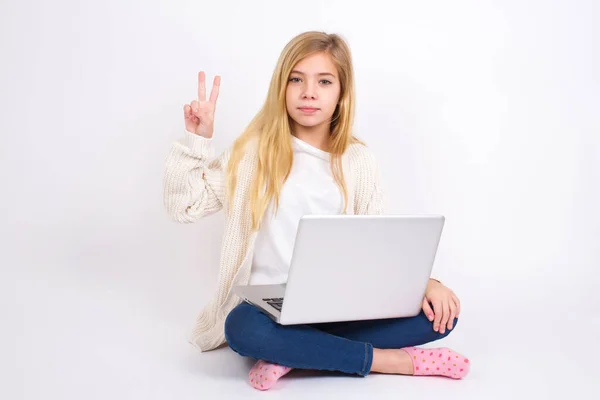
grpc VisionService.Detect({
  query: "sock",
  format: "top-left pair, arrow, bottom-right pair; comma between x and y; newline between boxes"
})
248,360 -> 293,390
401,347 -> 470,379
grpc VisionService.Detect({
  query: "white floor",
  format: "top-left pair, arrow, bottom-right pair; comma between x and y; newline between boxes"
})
4,263 -> 600,400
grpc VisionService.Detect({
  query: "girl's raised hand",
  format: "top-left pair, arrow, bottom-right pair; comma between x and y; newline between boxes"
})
183,71 -> 221,138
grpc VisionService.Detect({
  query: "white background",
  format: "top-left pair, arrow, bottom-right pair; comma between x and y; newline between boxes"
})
1,0 -> 599,398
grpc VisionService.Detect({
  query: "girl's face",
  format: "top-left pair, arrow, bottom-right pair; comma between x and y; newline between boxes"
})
285,52 -> 341,131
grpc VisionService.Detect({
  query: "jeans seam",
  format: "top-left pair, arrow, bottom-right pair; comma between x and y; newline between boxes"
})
361,343 -> 369,376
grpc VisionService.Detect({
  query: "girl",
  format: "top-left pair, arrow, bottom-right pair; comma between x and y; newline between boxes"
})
164,31 -> 469,390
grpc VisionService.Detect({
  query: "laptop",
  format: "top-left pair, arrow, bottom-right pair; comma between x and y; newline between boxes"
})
232,214 -> 445,325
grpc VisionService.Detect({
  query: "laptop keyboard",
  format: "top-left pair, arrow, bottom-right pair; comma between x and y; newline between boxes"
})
262,297 -> 284,312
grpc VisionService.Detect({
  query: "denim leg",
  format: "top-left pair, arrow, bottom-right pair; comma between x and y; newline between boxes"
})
224,302 -> 373,376
315,310 -> 459,349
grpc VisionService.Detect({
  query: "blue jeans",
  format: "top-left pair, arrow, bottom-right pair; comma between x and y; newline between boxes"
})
224,301 -> 457,376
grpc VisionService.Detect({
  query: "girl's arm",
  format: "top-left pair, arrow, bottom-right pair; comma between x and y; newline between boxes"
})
364,150 -> 385,215
163,130 -> 230,223
365,173 -> 385,215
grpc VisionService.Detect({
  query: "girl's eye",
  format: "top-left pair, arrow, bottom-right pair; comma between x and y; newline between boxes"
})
288,77 -> 332,85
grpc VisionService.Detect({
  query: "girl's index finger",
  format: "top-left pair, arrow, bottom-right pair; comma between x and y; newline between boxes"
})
209,75 -> 221,104
198,71 -> 206,102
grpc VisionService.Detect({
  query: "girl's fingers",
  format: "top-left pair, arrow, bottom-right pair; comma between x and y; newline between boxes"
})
439,299 -> 450,334
422,298 -> 434,322
452,295 -> 461,318
209,76 -> 221,104
432,300 -> 443,332
190,100 -> 199,116
447,300 -> 457,330
198,71 -> 206,102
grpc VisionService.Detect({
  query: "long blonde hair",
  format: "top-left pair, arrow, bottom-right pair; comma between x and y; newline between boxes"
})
226,31 -> 364,231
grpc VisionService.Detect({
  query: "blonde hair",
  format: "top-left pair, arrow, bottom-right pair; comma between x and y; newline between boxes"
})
226,31 -> 364,231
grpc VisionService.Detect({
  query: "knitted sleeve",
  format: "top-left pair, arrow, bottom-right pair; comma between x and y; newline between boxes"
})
163,130 -> 231,223
350,144 -> 386,215
366,151 -> 385,215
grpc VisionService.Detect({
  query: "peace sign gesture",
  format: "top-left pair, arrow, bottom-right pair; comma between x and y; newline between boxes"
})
184,71 -> 221,138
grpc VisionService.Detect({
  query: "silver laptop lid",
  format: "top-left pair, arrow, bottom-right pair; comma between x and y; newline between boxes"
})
279,215 -> 445,325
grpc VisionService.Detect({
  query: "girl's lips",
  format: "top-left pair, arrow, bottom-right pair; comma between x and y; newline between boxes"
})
298,107 -> 319,113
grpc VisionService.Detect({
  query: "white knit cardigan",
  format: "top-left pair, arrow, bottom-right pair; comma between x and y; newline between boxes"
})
163,131 -> 386,352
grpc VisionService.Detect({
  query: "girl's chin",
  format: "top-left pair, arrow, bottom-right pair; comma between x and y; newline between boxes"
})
290,117 -> 328,129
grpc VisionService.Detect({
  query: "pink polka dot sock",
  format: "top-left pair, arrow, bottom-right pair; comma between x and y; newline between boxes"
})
401,347 -> 470,379
248,360 -> 293,390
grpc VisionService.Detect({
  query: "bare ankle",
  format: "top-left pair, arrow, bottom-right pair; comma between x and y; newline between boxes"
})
371,348 -> 414,375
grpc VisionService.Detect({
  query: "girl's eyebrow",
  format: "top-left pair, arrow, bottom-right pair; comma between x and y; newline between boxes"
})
291,70 -> 336,78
